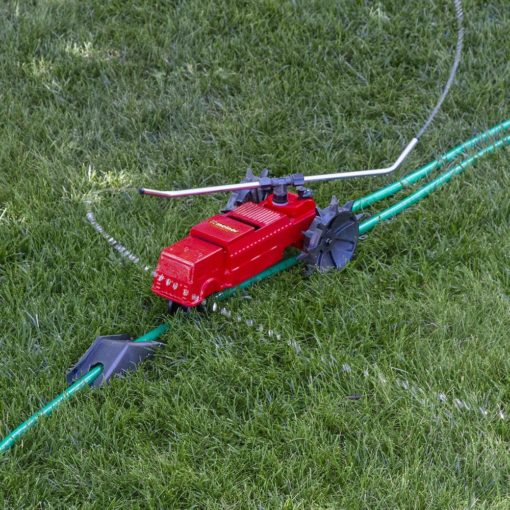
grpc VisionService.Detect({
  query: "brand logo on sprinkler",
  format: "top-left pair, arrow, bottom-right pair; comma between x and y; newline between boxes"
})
209,220 -> 239,233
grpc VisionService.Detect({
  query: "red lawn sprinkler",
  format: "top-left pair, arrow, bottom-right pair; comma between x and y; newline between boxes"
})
141,169 -> 367,313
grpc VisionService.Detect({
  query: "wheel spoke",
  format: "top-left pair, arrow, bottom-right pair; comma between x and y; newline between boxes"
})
329,250 -> 337,268
331,249 -> 347,269
332,235 -> 355,245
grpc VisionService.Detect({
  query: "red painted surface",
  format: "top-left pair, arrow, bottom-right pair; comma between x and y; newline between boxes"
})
151,193 -> 316,306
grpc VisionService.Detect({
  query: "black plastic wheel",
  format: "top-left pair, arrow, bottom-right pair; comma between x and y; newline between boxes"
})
167,300 -> 192,315
314,211 -> 359,271
299,197 -> 360,272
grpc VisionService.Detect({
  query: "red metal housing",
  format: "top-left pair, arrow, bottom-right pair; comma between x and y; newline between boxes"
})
151,193 -> 316,307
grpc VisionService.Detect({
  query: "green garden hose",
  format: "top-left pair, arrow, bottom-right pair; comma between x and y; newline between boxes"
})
359,134 -> 510,234
352,119 -> 510,211
2,123 -> 509,454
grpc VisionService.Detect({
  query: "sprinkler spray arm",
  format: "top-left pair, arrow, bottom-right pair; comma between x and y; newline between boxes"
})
139,138 -> 418,199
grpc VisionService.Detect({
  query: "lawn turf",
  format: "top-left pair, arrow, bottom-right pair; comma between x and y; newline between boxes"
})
1,0 -> 510,508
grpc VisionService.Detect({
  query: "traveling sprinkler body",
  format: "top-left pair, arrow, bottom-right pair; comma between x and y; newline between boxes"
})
141,170 -> 367,312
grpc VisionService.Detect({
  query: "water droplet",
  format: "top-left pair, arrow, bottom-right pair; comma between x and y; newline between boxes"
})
220,308 -> 231,318
288,339 -> 301,354
453,398 -> 464,409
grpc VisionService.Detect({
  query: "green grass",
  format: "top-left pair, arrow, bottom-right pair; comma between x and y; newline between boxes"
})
1,0 -> 510,507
